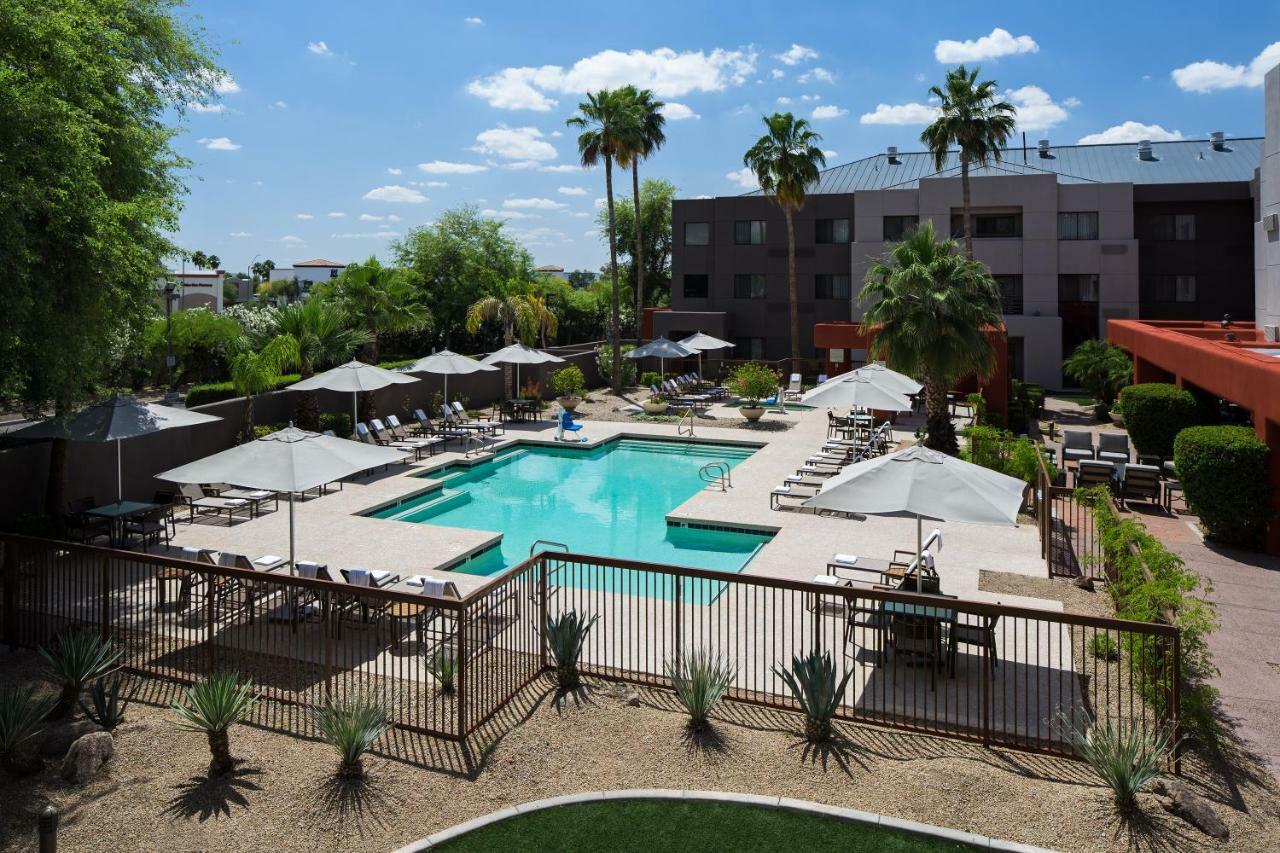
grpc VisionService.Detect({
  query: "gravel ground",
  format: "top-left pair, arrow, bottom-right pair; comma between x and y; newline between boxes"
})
3,647 -> 1278,853
567,389 -> 796,432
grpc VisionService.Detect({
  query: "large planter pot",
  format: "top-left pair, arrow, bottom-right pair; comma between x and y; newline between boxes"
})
740,406 -> 766,422
556,396 -> 582,412
642,401 -> 669,415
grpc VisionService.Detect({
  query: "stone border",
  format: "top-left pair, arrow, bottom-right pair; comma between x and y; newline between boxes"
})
391,789 -> 1059,852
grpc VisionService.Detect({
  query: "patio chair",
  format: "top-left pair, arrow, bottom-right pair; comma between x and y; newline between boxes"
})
949,614 -> 999,674
414,409 -> 469,444
123,504 -> 172,553
176,483 -> 253,525
1075,459 -> 1115,491
62,497 -> 112,545
358,421 -> 424,461
769,482 -> 817,511
1119,463 -> 1162,510
452,402 -> 504,435
1061,431 -> 1096,466
845,587 -> 893,666
782,373 -> 802,401
1097,432 -> 1131,464
387,575 -> 461,650
385,415 -> 445,455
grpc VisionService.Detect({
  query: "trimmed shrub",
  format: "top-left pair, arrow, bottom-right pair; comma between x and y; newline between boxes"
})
1063,716 -> 1176,814
665,647 -> 736,732
318,412 -> 351,437
1174,425 -> 1271,548
962,424 -> 1056,486
1118,383 -> 1197,459
545,611 -> 597,691
727,362 -> 780,407
773,650 -> 852,743
639,370 -> 662,389
550,365 -> 586,398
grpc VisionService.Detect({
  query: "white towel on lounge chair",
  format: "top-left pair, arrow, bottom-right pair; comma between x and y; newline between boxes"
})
832,554 -> 858,566
367,569 -> 392,586
224,498 -> 247,506
347,568 -> 371,586
296,562 -> 321,579
254,554 -> 282,565
420,577 -> 446,597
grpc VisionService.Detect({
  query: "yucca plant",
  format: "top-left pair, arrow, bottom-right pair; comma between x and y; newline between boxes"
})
1065,716 -> 1176,813
665,647 -> 736,731
312,693 -> 391,779
173,672 -> 257,777
80,677 -> 133,731
545,610 -> 597,691
0,685 -> 56,771
39,628 -> 123,719
429,648 -> 458,694
773,650 -> 853,743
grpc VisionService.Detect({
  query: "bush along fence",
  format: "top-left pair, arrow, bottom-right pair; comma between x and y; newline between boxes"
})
1,534 -> 1180,767
1174,425 -> 1272,549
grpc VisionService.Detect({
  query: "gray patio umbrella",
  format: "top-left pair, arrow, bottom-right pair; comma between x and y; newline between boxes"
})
400,349 -> 497,407
481,343 -> 565,398
12,395 -> 222,502
287,359 -> 418,434
799,375 -> 913,412
155,426 -> 406,568
852,362 -> 923,396
627,336 -> 697,379
803,446 -> 1026,592
678,332 -> 735,381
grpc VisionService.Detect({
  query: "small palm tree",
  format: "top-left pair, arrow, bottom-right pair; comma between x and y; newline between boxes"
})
266,300 -> 368,429
1063,339 -> 1132,421
172,672 -> 257,777
743,113 -> 826,364
465,289 -> 538,396
860,222 -> 1003,454
920,65 -> 1017,260
39,628 -> 123,720
324,256 -> 428,365
230,334 -> 299,442
524,293 -> 559,348
613,86 -> 666,324
568,89 -> 638,394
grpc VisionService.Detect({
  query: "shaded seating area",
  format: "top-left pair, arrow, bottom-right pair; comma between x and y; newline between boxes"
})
1061,430 -> 1095,466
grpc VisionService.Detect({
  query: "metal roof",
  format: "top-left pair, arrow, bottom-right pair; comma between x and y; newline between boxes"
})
748,137 -> 1263,195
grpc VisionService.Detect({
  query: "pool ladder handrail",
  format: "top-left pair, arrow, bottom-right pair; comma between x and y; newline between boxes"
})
698,461 -> 732,492
530,539 -> 568,604
677,407 -> 695,437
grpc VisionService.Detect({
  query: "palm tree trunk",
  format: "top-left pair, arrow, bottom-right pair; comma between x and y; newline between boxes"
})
604,155 -> 622,394
503,319 -> 515,398
631,161 -> 644,334
296,364 -> 320,431
207,729 -> 233,777
242,394 -> 256,443
923,378 -> 958,455
359,332 -> 378,421
961,158 -> 973,260
785,207 -> 800,365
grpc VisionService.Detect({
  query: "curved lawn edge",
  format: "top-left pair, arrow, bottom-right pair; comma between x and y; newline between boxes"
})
391,789 -> 1059,853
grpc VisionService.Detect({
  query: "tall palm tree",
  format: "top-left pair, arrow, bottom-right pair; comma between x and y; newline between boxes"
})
524,293 -> 559,348
568,89 -> 637,394
920,66 -> 1017,260
859,222 -> 1003,454
613,86 -> 666,327
743,113 -> 826,364
265,300 -> 369,430
465,291 -> 538,396
230,334 -> 299,443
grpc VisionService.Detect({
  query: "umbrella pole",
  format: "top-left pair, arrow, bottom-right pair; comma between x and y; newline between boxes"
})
444,374 -> 448,409
351,392 -> 358,438
288,491 -> 296,571
116,439 -> 123,503
916,514 -> 923,594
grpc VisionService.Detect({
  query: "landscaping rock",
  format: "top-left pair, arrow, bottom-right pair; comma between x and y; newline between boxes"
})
1152,779 -> 1230,841
61,732 -> 114,783
605,683 -> 641,707
41,720 -> 104,757
1072,575 -> 1095,592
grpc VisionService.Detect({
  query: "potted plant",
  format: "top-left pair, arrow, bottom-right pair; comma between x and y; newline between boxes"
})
643,387 -> 669,415
728,362 -> 778,422
550,365 -> 586,412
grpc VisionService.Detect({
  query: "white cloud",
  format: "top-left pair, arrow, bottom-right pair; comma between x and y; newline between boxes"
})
771,69 -> 785,80
280,235 -> 305,245
797,67 -> 834,84
187,102 -> 226,114
480,209 -> 540,220
661,102 -> 700,120
935,28 -> 1038,63
295,213 -> 314,220
328,212 -> 346,218
800,94 -> 821,101
386,167 -> 402,175
387,214 -> 402,222
424,180 -> 449,187
776,96 -> 793,104
466,47 -> 757,111
499,159 -> 541,170
418,160 -> 489,174
359,213 -> 385,221
594,197 -> 608,208
822,149 -> 838,158
363,185 -> 426,203
196,70 -> 239,95
196,136 -> 241,151
1077,122 -> 1185,145
539,164 -> 580,173
571,212 -> 589,218
1063,96 -> 1082,109
1171,42 -> 1280,92
584,229 -> 599,238
504,197 -> 566,210
725,167 -> 759,190
272,100 -> 288,109
914,72 -> 928,83
774,44 -> 818,66
472,125 -> 558,161
331,231 -> 399,239
811,104 -> 847,119
558,186 -> 588,196
859,102 -> 940,125
1006,85 -> 1070,132
550,130 -> 563,137
307,40 -> 334,58
464,16 -> 484,25
229,231 -> 252,238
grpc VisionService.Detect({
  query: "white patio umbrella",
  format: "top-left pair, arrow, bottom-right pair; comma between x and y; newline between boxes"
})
12,395 -> 222,502
678,332 -> 735,381
287,359 -> 418,434
803,446 -> 1026,592
481,343 -> 565,398
400,349 -> 497,407
626,336 -> 697,379
800,375 -> 913,412
853,362 -> 923,396
155,426 -> 406,568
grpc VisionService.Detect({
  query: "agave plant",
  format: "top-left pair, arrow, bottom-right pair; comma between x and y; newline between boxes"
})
429,648 -> 458,694
39,628 -> 123,719
80,677 -> 133,731
665,647 -> 736,731
0,685 -> 56,770
173,672 -> 257,777
545,611 -> 597,691
312,693 -> 391,779
1065,716 -> 1176,813
773,650 -> 853,743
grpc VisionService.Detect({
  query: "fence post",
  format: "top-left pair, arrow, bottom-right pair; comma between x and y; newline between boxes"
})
1171,632 -> 1182,776
674,575 -> 683,672
456,603 -> 469,738
982,625 -> 992,748
322,591 -> 334,701
538,558 -> 548,672
2,541 -> 17,649
204,571 -> 216,673
99,557 -> 111,640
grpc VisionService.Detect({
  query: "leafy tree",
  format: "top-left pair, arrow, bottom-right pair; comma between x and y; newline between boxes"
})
524,293 -> 558,348
1063,339 -> 1133,420
230,335 -> 299,442
613,86 -> 667,322
262,300 -> 369,429
250,259 -> 276,281
142,307 -> 243,385
317,256 -> 427,365
743,113 -> 826,363
536,277 -> 607,344
565,270 -> 596,289
595,178 -> 675,312
860,222 -> 1003,454
222,278 -> 239,305
568,89 -> 635,394
920,66 -> 1017,260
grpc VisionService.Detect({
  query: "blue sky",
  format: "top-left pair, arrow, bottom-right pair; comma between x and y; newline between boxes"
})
173,0 -> 1280,275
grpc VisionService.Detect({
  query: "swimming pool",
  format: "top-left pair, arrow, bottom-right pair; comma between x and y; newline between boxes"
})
368,438 -> 771,595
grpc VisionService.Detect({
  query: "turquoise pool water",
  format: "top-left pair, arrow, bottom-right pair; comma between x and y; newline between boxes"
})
369,439 -> 770,598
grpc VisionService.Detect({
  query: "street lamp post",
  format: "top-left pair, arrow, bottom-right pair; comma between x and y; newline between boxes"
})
163,280 -> 179,403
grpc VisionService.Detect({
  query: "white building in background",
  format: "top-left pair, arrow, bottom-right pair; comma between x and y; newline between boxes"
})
156,269 -> 225,312
269,258 -> 348,295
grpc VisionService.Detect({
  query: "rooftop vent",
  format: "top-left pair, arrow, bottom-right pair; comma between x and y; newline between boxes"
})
1137,140 -> 1155,161
1210,131 -> 1225,151
1037,139 -> 1051,158
886,145 -> 899,164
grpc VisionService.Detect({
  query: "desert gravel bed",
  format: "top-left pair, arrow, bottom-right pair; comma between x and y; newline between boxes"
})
567,389 -> 796,432
3,648 -> 1279,853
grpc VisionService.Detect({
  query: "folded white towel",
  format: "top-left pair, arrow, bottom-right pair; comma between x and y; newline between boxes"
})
296,562 -> 321,579
832,554 -> 858,566
248,490 -> 272,498
421,577 -> 447,597
368,569 -> 391,585
773,485 -> 791,494
254,554 -> 282,565
347,569 -> 371,586
224,498 -> 247,506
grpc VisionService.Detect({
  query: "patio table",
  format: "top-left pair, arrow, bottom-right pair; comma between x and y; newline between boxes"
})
87,500 -> 160,547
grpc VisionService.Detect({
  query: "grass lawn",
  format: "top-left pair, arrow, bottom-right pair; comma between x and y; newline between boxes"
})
1047,392 -> 1096,407
432,799 -> 977,852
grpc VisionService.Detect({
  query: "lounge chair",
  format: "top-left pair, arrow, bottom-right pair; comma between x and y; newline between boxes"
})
440,404 -> 496,437
770,482 -> 817,510
1061,431 -> 1096,466
782,373 -> 802,401
176,483 -> 253,525
451,402 -> 504,435
385,415 -> 445,454
357,421 -> 424,461
1097,432 -> 1131,464
413,409 -> 468,444
1119,463 -> 1162,509
1075,459 -> 1115,491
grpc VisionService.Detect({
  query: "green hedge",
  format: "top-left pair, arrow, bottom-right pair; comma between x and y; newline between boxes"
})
1174,425 -> 1271,548
962,424 -> 1056,486
187,358 -> 418,408
1118,383 -> 1197,458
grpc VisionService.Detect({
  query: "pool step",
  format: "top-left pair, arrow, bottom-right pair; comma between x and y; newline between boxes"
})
385,487 -> 471,521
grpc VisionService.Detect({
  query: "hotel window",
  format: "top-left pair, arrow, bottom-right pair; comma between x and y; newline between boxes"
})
733,274 -> 767,299
815,274 -> 851,300
951,213 -> 1022,238
1058,273 -> 1100,303
1142,213 -> 1197,241
733,337 -> 766,360
815,218 -> 850,244
682,274 -> 709,299
1150,274 -> 1197,303
1057,212 -> 1099,240
882,215 -> 918,242
993,275 -> 1023,315
734,220 -> 767,245
684,222 -> 710,245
